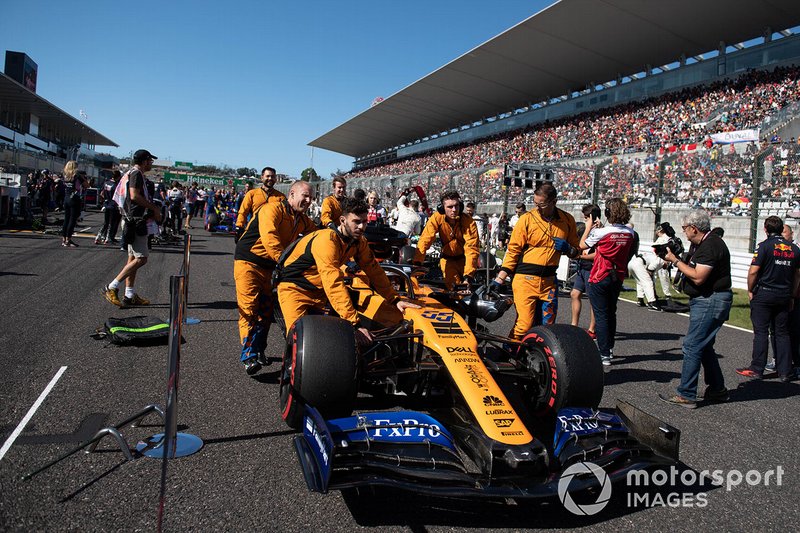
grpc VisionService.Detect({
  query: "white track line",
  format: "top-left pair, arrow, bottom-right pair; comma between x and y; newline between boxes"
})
0,366 -> 67,461
618,296 -> 753,332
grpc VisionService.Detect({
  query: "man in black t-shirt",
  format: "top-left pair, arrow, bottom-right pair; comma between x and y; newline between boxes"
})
659,210 -> 732,409
102,150 -> 163,308
737,216 -> 800,382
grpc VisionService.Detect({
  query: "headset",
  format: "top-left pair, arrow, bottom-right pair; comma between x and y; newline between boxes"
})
436,192 -> 464,216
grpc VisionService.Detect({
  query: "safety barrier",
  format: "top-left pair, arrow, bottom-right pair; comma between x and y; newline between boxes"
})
23,234 -> 203,499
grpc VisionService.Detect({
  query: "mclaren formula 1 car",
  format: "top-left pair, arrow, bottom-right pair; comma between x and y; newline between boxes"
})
277,252 -> 680,500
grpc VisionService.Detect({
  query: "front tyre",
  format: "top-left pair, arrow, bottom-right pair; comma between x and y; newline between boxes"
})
521,324 -> 603,416
279,315 -> 358,430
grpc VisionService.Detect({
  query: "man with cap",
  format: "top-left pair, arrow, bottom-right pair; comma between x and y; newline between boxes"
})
234,167 -> 285,240
102,149 -> 162,307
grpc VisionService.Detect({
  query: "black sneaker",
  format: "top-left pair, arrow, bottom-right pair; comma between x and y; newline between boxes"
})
701,387 -> 729,402
645,302 -> 662,312
243,358 -> 262,376
779,374 -> 797,383
637,298 -> 646,307
256,353 -> 269,367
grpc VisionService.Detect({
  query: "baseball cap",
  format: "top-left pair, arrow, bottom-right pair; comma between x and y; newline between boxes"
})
133,149 -> 157,164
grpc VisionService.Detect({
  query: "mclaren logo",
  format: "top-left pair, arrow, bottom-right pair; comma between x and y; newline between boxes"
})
483,395 -> 504,406
493,418 -> 514,428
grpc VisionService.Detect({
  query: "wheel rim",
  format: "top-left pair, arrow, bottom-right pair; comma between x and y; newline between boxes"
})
523,344 -> 553,413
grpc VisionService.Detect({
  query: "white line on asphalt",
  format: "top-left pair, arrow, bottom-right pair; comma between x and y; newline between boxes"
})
618,296 -> 753,332
0,366 -> 68,461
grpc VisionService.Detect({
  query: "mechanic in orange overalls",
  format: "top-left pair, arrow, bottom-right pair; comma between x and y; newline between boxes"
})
277,196 -> 419,346
234,166 -> 285,239
492,182 -> 580,339
413,190 -> 479,289
320,176 -> 347,229
234,181 -> 316,375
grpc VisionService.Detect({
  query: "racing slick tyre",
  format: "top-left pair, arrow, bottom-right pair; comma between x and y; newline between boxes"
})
279,315 -> 358,430
520,324 -> 603,416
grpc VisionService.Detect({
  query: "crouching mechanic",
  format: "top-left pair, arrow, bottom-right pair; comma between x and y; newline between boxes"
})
234,181 -> 316,375
491,182 -> 580,338
277,197 -> 419,346
413,190 -> 479,289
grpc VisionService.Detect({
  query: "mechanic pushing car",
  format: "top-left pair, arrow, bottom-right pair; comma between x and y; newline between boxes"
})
320,175 -> 347,229
492,182 -> 580,338
413,190 -> 480,289
276,196 -> 419,346
234,181 -> 317,375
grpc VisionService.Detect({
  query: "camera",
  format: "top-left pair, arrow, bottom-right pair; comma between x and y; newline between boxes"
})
653,237 -> 684,259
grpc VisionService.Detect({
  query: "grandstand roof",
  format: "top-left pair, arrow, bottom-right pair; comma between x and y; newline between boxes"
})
309,0 -> 800,158
0,72 -> 117,147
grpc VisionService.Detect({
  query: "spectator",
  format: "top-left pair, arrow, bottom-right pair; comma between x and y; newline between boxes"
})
61,162 -> 88,247
627,222 -> 661,311
184,182 -> 198,229
660,209 -> 732,408
366,190 -> 387,223
95,170 -> 121,245
394,195 -> 421,237
509,203 -> 526,229
102,149 -> 163,307
736,216 -> 800,382
580,198 -> 635,366
571,207 -> 598,338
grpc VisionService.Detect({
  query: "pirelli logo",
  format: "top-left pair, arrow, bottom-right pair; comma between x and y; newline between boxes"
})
421,310 -> 465,335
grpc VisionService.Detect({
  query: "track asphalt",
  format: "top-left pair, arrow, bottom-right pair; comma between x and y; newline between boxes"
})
1,210 -> 797,532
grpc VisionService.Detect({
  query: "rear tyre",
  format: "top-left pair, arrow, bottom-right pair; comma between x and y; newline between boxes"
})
279,315 -> 358,430
520,324 -> 603,416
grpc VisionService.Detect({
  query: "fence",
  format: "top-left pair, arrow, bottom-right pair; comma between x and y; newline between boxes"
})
303,142 -> 800,254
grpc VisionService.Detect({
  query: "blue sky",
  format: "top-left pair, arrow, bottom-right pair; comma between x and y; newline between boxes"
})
2,0 -> 544,178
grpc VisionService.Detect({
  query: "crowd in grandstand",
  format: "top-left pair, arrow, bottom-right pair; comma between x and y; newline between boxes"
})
343,65 -> 800,211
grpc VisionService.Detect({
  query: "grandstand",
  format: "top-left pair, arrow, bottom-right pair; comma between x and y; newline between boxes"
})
0,51 -> 117,178
305,0 -> 800,251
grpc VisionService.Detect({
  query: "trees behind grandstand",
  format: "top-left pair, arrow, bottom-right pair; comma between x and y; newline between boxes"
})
301,167 -> 321,182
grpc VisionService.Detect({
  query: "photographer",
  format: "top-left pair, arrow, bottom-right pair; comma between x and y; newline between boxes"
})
102,150 -> 162,307
659,210 -> 731,409
650,222 -> 679,307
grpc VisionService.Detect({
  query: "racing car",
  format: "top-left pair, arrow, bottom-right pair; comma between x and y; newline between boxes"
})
276,236 -> 680,500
